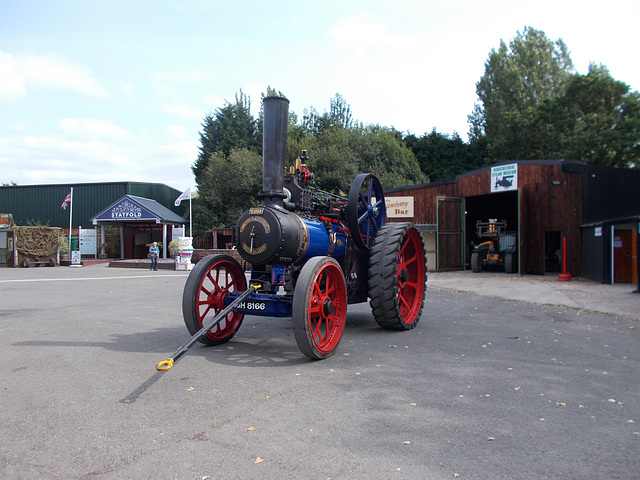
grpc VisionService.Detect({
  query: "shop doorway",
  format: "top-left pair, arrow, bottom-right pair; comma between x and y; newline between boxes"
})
0,230 -> 9,266
614,229 -> 633,283
436,196 -> 463,270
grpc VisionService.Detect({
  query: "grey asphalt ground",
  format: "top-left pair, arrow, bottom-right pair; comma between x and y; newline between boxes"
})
1,264 -> 638,480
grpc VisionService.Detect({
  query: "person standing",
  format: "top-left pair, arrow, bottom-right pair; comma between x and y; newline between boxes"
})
149,241 -> 159,271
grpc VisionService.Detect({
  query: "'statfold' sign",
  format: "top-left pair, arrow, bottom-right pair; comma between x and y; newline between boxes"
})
94,199 -> 156,221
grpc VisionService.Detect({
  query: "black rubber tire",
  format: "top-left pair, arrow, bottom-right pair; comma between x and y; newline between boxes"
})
23,258 -> 31,268
368,223 -> 427,330
505,252 -> 516,273
182,254 -> 247,346
471,251 -> 481,273
293,257 -> 347,359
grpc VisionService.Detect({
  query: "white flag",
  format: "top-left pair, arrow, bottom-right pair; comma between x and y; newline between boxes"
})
174,187 -> 191,207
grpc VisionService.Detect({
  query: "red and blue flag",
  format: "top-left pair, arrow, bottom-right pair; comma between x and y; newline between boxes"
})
61,189 -> 72,209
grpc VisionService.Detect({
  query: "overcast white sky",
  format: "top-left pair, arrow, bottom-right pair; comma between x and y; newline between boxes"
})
1,0 -> 638,191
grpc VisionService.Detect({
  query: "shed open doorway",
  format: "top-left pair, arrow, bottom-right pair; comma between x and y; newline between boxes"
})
464,191 -> 519,270
545,231 -> 562,273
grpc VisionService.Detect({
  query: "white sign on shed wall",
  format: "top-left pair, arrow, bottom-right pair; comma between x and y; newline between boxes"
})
386,196 -> 414,218
491,163 -> 518,192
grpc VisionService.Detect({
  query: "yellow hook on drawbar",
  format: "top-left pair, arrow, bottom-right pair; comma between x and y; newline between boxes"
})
156,358 -> 174,371
155,285 -> 257,372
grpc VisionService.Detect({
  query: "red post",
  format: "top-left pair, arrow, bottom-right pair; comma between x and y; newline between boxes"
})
558,236 -> 572,281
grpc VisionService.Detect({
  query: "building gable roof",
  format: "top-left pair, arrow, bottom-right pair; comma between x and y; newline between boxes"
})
90,195 -> 185,225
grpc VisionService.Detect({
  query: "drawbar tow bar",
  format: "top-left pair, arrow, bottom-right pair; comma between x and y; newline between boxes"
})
156,285 -> 257,371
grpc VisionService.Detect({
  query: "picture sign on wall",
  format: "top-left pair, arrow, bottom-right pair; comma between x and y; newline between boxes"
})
491,163 -> 518,193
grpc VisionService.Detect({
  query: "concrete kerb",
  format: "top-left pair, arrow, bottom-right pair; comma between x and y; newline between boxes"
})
427,270 -> 640,320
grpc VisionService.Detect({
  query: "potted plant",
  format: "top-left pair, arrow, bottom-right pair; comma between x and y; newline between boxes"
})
168,239 -> 179,258
58,234 -> 70,262
98,243 -> 110,259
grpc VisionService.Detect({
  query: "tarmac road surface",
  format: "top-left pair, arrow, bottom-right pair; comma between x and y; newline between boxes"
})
0,264 -> 638,479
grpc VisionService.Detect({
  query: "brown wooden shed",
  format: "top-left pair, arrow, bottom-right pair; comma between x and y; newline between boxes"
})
385,159 -> 586,276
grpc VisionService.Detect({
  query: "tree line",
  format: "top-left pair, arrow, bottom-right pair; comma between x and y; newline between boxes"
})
191,89 -> 428,230
190,27 -> 639,232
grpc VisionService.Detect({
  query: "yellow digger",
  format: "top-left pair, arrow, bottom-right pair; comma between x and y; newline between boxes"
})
470,219 -> 517,273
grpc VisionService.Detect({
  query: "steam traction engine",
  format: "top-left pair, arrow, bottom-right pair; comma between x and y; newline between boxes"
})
176,97 -> 427,363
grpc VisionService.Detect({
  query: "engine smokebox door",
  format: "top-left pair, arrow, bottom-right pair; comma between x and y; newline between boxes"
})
236,206 -> 304,265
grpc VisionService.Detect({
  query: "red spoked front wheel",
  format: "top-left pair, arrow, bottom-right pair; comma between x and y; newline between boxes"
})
368,223 -> 427,329
182,254 -> 247,345
293,257 -> 347,359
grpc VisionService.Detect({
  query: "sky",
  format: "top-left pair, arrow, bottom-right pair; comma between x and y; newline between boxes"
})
1,0 -> 639,192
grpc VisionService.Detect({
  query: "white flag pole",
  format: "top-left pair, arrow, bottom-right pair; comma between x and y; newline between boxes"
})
68,187 -> 73,253
174,186 -> 192,237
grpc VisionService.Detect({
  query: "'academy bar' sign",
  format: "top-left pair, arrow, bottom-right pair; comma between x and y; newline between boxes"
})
385,196 -> 414,218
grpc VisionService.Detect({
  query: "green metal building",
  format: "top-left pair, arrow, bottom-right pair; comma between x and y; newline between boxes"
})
0,182 -> 185,228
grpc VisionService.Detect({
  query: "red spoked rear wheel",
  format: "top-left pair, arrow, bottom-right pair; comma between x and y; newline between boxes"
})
182,254 -> 247,345
396,228 -> 427,323
293,257 -> 347,359
368,223 -> 427,329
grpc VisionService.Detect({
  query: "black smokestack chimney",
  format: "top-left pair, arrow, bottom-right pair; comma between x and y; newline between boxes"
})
260,96 -> 289,209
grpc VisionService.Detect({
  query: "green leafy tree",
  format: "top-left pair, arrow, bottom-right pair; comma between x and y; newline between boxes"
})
470,29 -> 639,167
301,93 -> 357,136
192,90 -> 259,184
493,64 -> 640,166
308,125 -> 426,192
298,96 -> 425,192
306,127 -> 361,193
404,129 -> 489,181
490,102 -> 563,160
469,27 -> 574,159
192,90 -> 261,231
551,64 -> 640,167
192,90 -> 429,231
328,93 -> 355,130
286,133 -> 317,167
193,148 -> 262,229
354,125 -> 426,189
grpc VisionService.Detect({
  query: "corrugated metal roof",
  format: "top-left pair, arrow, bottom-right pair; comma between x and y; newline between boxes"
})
129,195 -> 185,223
0,182 -> 185,227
